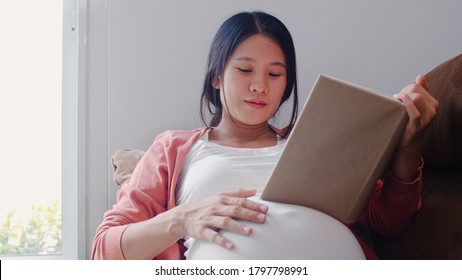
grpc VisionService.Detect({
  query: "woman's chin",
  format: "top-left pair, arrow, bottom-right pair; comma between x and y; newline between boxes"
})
186,196 -> 366,260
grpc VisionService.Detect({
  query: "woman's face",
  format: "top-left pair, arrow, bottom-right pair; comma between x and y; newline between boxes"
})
215,34 -> 287,127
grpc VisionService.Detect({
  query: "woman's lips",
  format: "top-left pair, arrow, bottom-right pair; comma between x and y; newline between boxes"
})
245,100 -> 267,109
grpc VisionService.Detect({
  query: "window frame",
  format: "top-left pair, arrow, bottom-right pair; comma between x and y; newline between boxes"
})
61,0 -> 87,260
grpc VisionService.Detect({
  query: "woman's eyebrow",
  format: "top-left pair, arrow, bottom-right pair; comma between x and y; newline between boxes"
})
235,56 -> 286,68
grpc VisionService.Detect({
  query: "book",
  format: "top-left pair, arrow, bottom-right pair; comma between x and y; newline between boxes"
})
261,74 -> 408,224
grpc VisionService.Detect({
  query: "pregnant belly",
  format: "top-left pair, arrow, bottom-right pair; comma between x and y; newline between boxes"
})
187,196 -> 366,260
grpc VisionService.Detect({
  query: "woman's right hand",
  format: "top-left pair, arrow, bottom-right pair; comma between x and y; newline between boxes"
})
169,188 -> 268,250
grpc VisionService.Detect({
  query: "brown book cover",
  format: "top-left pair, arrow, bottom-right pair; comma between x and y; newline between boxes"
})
261,74 -> 408,224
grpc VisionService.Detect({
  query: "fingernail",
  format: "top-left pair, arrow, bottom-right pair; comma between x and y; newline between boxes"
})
242,226 -> 252,234
225,242 -> 234,250
257,213 -> 266,222
260,204 -> 268,212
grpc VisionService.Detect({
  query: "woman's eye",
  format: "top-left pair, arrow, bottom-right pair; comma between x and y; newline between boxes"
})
269,73 -> 282,77
237,67 -> 252,73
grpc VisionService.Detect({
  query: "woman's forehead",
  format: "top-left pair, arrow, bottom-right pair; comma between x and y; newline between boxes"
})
229,34 -> 285,64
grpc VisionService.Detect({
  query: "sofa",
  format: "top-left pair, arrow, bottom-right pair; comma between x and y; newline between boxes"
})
111,53 -> 462,259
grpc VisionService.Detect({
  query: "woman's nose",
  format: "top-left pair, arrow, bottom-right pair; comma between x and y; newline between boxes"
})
250,76 -> 268,94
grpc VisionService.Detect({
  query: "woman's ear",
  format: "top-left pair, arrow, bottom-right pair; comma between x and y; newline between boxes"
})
212,78 -> 221,90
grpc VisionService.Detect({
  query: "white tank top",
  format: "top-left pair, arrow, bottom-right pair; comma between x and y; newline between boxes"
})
176,131 -> 286,206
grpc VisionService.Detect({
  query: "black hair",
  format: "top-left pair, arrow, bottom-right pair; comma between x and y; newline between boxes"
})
200,11 -> 298,138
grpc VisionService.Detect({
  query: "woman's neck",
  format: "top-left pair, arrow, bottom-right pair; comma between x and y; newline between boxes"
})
209,121 -> 277,148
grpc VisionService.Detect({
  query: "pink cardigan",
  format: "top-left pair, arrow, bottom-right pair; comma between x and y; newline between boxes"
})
92,127 -> 422,260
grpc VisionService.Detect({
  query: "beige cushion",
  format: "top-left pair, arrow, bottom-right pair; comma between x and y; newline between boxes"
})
111,149 -> 145,188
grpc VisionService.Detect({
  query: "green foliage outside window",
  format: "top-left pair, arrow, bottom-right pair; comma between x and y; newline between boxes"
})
0,200 -> 61,256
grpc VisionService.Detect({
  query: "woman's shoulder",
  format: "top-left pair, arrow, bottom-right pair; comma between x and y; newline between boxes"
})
149,127 -> 209,150
141,127 -> 209,163
155,127 -> 208,141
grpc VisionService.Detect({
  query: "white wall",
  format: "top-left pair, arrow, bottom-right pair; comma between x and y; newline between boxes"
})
84,0 -> 462,258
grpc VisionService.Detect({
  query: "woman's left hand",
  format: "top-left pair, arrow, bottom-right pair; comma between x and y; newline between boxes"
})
391,75 -> 439,182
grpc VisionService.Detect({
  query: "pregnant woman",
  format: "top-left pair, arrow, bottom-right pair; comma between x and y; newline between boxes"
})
92,11 -> 438,260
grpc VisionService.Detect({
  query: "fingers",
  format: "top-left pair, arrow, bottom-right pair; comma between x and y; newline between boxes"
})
178,189 -> 268,250
206,194 -> 267,228
394,75 -> 438,109
401,94 -> 423,136
415,74 -> 428,90
221,188 -> 257,198
394,83 -> 433,108
220,188 -> 268,215
221,194 -> 269,213
198,207 -> 257,250
203,227 -> 235,250
393,75 -> 439,129
403,93 -> 432,129
202,216 -> 253,250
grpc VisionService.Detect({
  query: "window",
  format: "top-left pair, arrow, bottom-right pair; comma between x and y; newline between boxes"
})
0,0 -> 84,259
